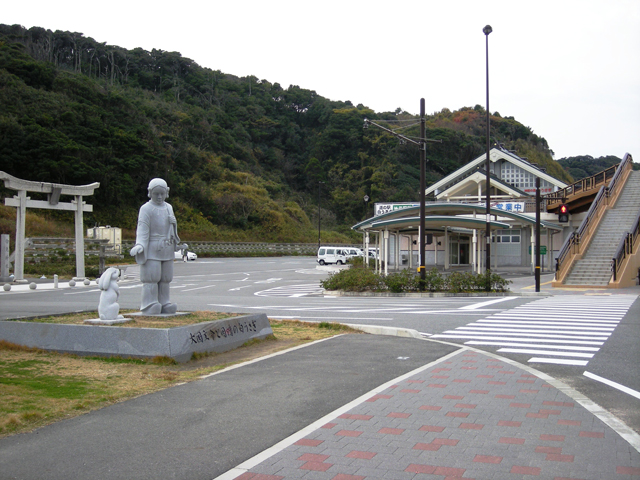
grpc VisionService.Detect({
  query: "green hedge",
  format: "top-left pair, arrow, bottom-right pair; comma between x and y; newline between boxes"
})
321,266 -> 511,293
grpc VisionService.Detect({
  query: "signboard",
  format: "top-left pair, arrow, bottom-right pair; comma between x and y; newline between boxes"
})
491,202 -> 526,213
375,203 -> 419,216
528,245 -> 548,255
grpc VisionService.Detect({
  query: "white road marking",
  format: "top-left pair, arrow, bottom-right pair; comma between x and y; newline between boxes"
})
180,285 -> 217,292
465,341 -> 599,351
459,297 -> 518,310
497,348 -> 594,358
584,371 -> 640,400
528,358 -> 589,366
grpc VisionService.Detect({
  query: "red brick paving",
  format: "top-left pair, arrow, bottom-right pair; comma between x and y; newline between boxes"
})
235,350 -> 640,480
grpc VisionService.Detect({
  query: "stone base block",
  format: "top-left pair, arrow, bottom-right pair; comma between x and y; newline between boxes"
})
0,313 -> 272,363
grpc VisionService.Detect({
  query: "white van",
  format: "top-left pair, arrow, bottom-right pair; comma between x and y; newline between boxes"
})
317,246 -> 349,265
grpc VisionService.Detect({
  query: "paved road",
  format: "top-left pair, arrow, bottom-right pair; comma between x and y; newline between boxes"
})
1,256 -> 640,476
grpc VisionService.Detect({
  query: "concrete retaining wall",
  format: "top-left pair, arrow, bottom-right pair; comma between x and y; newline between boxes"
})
0,313 -> 272,363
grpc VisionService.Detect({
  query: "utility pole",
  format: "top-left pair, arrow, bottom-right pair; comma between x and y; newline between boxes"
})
364,99 -> 442,289
535,177 -> 541,292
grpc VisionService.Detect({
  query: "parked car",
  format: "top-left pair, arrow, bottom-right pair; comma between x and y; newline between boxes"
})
175,250 -> 198,261
343,247 -> 364,259
317,246 -> 349,265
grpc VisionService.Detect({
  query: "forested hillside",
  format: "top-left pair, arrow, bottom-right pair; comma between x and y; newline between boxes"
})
557,155 -> 637,181
0,24 -> 575,242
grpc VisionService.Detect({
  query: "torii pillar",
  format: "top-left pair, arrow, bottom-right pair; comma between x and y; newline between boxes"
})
0,171 -> 99,281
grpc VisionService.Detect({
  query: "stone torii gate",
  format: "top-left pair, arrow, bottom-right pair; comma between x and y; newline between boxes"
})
0,171 -> 99,282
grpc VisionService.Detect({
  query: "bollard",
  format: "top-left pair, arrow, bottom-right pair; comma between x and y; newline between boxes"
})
54,274 -> 58,288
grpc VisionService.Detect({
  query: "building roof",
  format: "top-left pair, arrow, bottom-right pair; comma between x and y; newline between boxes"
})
368,215 -> 511,233
425,147 -> 567,199
352,203 -> 563,233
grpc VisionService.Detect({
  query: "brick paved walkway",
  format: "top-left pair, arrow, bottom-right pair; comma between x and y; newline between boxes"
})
225,349 -> 640,480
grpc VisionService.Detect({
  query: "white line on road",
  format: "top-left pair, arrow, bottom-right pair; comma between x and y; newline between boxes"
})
528,358 -> 589,366
465,341 -> 600,351
584,371 -> 640,400
180,285 -> 217,292
455,326 -> 612,336
497,348 -> 594,358
433,335 -> 603,345
459,297 -> 518,310
467,323 -> 615,331
479,318 -> 620,325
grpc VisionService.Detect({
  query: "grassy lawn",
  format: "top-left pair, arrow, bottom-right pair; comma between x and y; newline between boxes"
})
0,316 -> 358,438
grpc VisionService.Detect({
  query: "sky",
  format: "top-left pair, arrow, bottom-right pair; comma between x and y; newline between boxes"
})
3,0 -> 639,161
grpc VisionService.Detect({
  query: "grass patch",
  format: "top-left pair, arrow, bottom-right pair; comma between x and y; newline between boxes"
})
6,310 -> 241,328
319,321 -> 354,331
0,318 -> 359,438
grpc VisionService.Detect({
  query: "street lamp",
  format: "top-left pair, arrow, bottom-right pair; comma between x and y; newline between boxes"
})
483,24 -> 492,288
318,181 -> 325,249
363,194 -> 369,219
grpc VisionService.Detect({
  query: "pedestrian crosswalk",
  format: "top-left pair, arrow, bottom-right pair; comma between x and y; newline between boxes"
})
429,295 -> 637,366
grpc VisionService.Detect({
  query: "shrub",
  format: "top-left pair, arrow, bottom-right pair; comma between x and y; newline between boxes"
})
383,269 -> 419,293
423,267 -> 446,292
320,266 -> 383,292
321,266 -> 511,293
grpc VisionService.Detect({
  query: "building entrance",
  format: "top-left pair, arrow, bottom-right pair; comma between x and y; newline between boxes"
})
449,235 -> 470,265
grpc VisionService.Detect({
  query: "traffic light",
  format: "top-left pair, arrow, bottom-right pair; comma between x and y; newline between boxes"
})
558,204 -> 569,223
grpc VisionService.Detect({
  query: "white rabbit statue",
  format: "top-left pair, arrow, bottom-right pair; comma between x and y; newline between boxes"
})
98,267 -> 124,320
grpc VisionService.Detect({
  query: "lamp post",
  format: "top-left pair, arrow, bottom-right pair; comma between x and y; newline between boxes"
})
317,181 -> 324,249
363,195 -> 370,220
483,24 -> 492,289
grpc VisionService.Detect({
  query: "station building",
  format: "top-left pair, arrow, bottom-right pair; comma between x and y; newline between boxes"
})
352,147 -> 569,274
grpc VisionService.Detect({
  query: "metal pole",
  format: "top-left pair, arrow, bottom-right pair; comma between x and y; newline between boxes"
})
419,98 -> 426,289
317,182 -> 321,250
535,177 -> 541,292
483,25 -> 492,290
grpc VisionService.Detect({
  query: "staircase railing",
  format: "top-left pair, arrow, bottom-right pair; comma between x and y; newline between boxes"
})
554,153 -> 634,283
546,164 -> 618,206
611,211 -> 640,282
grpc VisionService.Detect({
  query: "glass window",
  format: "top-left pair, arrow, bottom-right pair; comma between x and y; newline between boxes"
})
495,229 -> 521,244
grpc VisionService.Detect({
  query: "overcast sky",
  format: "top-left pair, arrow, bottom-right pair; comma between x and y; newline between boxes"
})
4,0 -> 639,161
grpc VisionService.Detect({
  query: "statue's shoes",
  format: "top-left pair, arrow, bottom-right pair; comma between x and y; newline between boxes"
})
161,303 -> 178,314
141,303 -> 162,315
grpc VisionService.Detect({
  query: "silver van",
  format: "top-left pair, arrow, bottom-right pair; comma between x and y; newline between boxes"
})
317,246 -> 349,265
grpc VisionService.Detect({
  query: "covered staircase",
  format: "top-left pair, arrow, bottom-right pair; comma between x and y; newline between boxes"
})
553,153 -> 640,288
564,170 -> 640,286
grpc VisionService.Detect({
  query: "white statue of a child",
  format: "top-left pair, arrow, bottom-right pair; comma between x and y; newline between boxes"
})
130,178 -> 186,315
